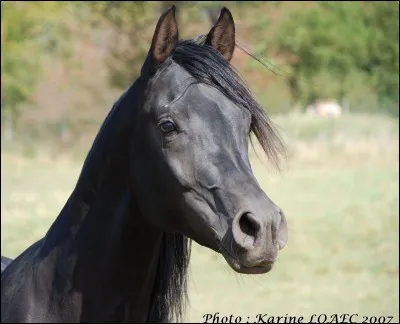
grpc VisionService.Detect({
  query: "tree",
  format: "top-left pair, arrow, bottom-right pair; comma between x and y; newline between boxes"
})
1,2 -> 41,140
361,1 -> 399,115
86,1 -> 159,89
270,1 -> 399,115
1,1 -> 69,141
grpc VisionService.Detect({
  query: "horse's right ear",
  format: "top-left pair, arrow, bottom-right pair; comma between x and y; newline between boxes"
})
148,6 -> 179,72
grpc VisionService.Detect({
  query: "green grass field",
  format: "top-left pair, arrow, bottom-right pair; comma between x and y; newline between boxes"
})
1,113 -> 399,323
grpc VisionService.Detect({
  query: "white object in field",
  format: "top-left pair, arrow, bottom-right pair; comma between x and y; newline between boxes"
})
306,100 -> 342,117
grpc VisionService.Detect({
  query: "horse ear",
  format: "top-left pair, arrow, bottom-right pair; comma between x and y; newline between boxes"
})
149,6 -> 179,69
205,7 -> 235,62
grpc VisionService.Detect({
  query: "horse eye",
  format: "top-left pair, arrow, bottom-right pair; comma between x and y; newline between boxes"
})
159,121 -> 176,134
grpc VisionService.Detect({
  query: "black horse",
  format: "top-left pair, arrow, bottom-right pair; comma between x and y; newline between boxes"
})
1,7 -> 288,323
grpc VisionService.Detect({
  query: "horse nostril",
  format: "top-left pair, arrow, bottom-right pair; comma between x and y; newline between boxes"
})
232,212 -> 261,250
239,213 -> 259,238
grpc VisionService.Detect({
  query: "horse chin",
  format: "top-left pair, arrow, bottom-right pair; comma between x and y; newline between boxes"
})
222,252 -> 274,275
191,235 -> 274,274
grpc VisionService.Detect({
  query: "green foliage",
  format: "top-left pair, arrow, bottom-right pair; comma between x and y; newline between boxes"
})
1,2 -> 42,121
267,1 -> 399,115
362,2 -> 399,115
0,1 -> 72,122
1,1 -> 398,146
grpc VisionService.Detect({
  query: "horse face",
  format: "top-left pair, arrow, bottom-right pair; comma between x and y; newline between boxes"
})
130,7 -> 288,274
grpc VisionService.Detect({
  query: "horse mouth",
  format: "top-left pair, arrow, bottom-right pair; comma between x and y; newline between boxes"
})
220,246 -> 274,275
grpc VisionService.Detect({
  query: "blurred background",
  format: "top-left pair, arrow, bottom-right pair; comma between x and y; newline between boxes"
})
1,1 -> 399,322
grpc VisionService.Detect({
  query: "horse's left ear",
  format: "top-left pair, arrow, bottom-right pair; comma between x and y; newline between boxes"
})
205,7 -> 235,62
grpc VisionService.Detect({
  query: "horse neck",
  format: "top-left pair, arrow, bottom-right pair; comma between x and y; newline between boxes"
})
39,152 -> 165,322
35,83 -> 165,321
36,77 -> 190,322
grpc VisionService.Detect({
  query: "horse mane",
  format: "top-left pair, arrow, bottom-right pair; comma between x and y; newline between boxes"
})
147,233 -> 191,323
172,36 -> 287,170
